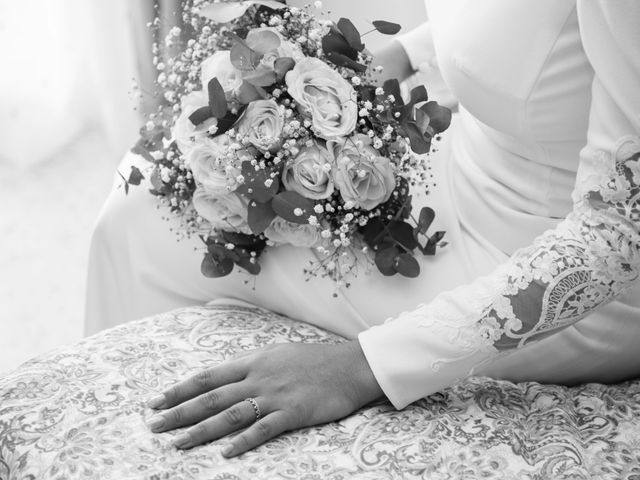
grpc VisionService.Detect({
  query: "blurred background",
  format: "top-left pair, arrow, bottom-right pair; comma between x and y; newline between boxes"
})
0,0 -> 427,372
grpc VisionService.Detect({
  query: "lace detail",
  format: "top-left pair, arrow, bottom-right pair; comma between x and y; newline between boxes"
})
418,137 -> 640,368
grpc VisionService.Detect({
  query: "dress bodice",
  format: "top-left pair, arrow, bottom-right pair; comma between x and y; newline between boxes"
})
425,1 -> 595,253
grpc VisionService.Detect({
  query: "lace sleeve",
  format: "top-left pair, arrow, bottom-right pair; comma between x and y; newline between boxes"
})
358,1 -> 640,409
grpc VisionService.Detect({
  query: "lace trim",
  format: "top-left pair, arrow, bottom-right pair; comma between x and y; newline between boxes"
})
418,137 -> 640,370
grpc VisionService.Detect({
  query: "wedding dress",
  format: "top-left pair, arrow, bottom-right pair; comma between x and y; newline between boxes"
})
86,0 -> 640,408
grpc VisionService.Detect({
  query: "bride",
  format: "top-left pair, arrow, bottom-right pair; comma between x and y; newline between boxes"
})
86,0 -> 640,457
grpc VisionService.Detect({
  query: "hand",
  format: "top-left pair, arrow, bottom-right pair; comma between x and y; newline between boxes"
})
145,340 -> 384,457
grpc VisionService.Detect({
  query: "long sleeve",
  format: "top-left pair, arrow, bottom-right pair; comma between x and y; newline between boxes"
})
359,1 -> 640,409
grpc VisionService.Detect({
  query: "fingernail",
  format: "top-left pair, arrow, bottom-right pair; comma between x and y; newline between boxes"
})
147,415 -> 165,432
221,444 -> 234,457
147,394 -> 165,409
173,433 -> 191,449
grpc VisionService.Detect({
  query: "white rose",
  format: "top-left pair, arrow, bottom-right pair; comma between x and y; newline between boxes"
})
282,144 -> 334,200
193,188 -> 251,234
264,217 -> 323,248
201,50 -> 243,94
187,139 -> 236,195
236,99 -> 284,152
285,57 -> 357,139
172,91 -> 217,155
328,134 -> 396,211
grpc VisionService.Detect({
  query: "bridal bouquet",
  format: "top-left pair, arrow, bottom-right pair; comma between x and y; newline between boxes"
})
126,0 -> 451,287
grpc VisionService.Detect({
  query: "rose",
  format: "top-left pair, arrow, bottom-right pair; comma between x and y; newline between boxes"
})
264,217 -> 323,248
172,91 -> 218,155
328,134 -> 396,210
186,138 -> 236,195
201,50 -> 243,94
282,144 -> 334,200
236,99 -> 284,152
193,188 -> 251,234
285,57 -> 357,139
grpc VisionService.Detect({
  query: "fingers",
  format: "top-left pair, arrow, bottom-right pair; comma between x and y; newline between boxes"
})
147,384 -> 246,433
172,398 -> 286,452
148,361 -> 246,409
222,410 -> 291,458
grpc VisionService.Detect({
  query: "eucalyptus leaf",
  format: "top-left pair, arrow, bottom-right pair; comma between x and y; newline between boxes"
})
272,191 -> 316,225
274,57 -> 295,80
131,140 -> 156,163
230,35 -> 262,71
237,81 -> 267,103
208,78 -> 228,118
322,27 -> 358,60
375,247 -> 400,276
417,207 -> 435,235
325,51 -> 367,73
404,121 -> 431,154
189,106 -> 213,126
388,220 -> 419,250
337,18 -> 364,52
372,20 -> 402,35
419,101 -> 452,134
236,255 -> 261,275
395,253 -> 420,278
128,166 -> 144,186
410,85 -> 428,105
382,79 -> 403,105
201,252 -> 234,278
242,67 -> 278,87
247,200 -> 277,234
236,162 -> 279,203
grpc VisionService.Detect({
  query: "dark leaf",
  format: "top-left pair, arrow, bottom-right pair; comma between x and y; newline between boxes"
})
375,247 -> 400,276
272,191 -> 316,224
372,20 -> 402,35
361,217 -> 385,248
201,252 -> 234,278
117,170 -> 130,195
337,18 -> 364,52
395,253 -> 420,278
416,207 -> 435,235
189,106 -> 213,126
382,79 -> 403,105
212,106 -> 246,137
274,57 -> 296,81
419,101 -> 452,134
221,230 -> 264,247
236,255 -> 261,275
414,107 -> 431,132
207,77 -> 228,118
322,27 -> 358,60
236,162 -> 279,203
325,51 -> 367,73
242,67 -> 277,87
128,166 -> 144,186
421,231 -> 446,255
388,220 -> 419,250
247,200 -> 277,234
404,121 -> 431,154
409,85 -> 428,105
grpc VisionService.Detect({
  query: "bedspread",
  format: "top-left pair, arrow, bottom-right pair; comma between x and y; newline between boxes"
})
1,304 -> 640,479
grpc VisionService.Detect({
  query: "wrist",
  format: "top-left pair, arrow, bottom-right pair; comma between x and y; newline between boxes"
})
341,340 -> 385,408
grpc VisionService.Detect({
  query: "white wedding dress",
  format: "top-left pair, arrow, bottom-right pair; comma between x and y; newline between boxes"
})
86,0 -> 640,408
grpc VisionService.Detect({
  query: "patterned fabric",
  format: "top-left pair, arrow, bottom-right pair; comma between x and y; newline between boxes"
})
1,304 -> 640,479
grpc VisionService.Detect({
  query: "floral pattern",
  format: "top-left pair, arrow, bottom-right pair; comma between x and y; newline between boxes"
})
1,304 -> 640,479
